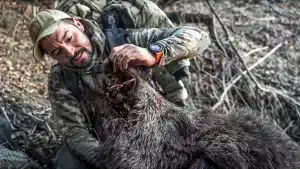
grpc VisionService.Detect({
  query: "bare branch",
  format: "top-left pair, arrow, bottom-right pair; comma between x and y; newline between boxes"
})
244,47 -> 269,57
0,107 -> 15,130
212,43 -> 282,110
20,109 -> 56,140
45,122 -> 56,140
206,0 -> 265,93
21,109 -> 44,123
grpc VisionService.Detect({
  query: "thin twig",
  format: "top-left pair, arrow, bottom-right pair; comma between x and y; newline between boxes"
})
283,121 -> 294,133
21,109 -> 57,140
244,47 -> 269,57
30,125 -> 37,136
21,109 -> 44,123
212,43 -> 282,110
206,0 -> 264,92
210,15 -> 230,58
13,113 -> 16,125
0,107 -> 15,130
206,0 -> 231,42
45,122 -> 57,140
257,85 -> 300,108
295,106 -> 300,121
234,87 -> 250,109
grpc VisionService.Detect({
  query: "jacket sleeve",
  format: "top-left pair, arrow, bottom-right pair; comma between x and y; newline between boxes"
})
125,26 -> 210,66
48,66 -> 107,168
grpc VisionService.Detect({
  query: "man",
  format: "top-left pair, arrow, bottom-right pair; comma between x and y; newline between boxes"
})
28,9 -> 210,169
51,0 -> 196,107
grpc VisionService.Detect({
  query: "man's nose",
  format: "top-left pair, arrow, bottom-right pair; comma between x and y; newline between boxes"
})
63,45 -> 76,57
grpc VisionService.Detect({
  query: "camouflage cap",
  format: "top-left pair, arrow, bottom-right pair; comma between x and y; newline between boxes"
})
29,10 -> 71,60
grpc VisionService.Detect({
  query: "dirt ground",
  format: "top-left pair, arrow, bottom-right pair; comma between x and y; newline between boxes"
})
0,0 -> 299,168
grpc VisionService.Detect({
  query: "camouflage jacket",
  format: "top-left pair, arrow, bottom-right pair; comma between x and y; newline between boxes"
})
56,0 -> 174,29
48,18 -> 210,168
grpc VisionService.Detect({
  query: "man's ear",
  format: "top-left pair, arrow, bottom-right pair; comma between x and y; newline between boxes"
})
72,18 -> 84,31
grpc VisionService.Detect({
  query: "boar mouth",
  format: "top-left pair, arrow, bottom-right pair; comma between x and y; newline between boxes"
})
101,71 -> 139,117
107,72 -> 137,94
104,71 -> 138,102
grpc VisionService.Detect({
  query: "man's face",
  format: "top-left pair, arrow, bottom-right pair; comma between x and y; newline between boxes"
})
39,21 -> 93,68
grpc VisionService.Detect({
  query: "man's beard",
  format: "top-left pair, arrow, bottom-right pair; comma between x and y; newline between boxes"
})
66,47 -> 93,69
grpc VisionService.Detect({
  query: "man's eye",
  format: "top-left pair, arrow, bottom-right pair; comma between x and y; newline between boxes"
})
66,36 -> 72,42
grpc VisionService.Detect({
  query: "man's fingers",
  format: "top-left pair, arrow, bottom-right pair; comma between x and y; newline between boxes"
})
128,52 -> 142,66
114,45 -> 137,72
109,44 -> 147,72
108,44 -> 128,65
121,55 -> 130,71
110,44 -> 134,72
109,44 -> 126,62
110,45 -> 127,72
119,53 -> 134,72
113,54 -> 121,72
119,55 -> 126,72
123,51 -> 142,70
117,47 -> 131,71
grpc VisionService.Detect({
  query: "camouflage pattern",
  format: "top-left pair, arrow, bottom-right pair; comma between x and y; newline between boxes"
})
55,0 -> 192,104
55,0 -> 174,29
48,19 -> 210,167
54,145 -> 93,169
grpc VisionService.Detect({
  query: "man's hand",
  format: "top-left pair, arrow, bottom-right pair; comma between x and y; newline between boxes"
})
108,44 -> 157,72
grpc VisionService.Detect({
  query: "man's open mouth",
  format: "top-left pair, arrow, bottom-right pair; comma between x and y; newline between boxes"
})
73,51 -> 83,63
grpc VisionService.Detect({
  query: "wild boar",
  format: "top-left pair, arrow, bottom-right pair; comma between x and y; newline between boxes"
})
96,70 -> 300,169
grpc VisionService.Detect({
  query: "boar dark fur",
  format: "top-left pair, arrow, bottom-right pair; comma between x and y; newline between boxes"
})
98,71 -> 300,169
